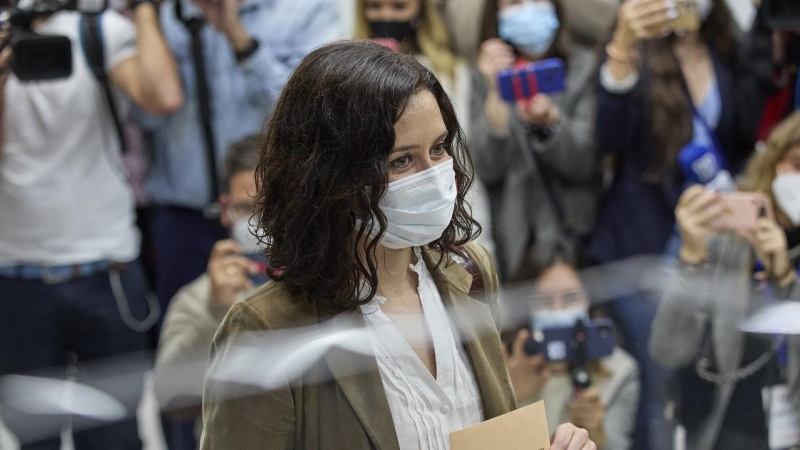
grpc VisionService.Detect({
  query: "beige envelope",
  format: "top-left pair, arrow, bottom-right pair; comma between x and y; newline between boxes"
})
450,401 -> 551,450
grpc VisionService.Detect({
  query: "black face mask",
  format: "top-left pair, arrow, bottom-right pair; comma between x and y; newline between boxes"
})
368,20 -> 416,42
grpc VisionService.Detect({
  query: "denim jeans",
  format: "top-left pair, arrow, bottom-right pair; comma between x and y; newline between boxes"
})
0,261 -> 151,449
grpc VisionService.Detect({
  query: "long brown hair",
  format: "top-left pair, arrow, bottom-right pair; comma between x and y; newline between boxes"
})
740,111 -> 800,198
354,0 -> 457,81
254,41 -> 480,314
643,0 -> 737,181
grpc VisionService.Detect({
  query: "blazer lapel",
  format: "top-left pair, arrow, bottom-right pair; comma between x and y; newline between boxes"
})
320,310 -> 401,450
422,247 -> 514,419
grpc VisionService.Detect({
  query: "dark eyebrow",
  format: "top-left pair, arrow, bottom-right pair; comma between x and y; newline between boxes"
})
390,131 -> 449,155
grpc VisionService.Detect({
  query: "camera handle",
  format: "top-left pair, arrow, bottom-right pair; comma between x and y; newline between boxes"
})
571,318 -> 592,392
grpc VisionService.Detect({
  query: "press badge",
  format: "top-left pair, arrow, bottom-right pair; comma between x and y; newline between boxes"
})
763,384 -> 800,449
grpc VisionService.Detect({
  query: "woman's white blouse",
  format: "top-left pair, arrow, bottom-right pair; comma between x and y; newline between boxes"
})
361,248 -> 484,450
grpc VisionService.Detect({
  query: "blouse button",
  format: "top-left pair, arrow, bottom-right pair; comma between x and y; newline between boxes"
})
440,405 -> 451,414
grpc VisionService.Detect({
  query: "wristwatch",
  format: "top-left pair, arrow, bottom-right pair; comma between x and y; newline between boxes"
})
235,38 -> 260,63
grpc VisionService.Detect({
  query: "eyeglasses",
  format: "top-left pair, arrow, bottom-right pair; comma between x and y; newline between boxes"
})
226,201 -> 256,221
529,289 -> 588,310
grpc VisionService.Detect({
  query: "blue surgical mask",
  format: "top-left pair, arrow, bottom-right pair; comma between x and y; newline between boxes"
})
498,2 -> 560,59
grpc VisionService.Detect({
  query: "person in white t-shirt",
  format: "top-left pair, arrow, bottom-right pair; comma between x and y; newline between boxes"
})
0,1 -> 181,448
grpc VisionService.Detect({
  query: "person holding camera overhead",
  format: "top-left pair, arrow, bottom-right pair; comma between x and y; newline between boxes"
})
0,0 -> 182,447
501,241 -> 639,450
470,0 -> 601,282
589,1 -> 748,447
201,40 -> 596,450
651,111 -> 800,450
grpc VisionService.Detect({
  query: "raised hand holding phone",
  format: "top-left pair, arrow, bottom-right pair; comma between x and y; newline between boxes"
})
676,185 -> 724,264
613,0 -> 686,50
516,93 -> 559,126
477,38 -> 515,91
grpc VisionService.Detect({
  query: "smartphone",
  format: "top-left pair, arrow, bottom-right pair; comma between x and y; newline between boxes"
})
528,319 -> 616,363
708,192 -> 767,232
243,253 -> 268,286
497,58 -> 566,103
664,0 -> 700,33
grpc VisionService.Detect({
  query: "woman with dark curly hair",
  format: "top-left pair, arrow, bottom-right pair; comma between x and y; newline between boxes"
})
199,40 -> 596,450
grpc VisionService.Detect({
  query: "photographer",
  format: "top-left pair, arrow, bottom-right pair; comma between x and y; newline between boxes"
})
470,0 -> 601,281
153,135 -> 262,439
502,242 -> 639,450
0,0 -> 182,448
650,111 -> 800,450
146,0 -> 340,334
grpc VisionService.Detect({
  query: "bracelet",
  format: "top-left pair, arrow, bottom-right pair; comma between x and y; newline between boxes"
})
605,42 -> 640,65
235,38 -> 260,63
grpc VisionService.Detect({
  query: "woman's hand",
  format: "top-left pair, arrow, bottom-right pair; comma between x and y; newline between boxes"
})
516,94 -> 560,126
550,423 -> 597,450
613,0 -> 681,51
208,240 -> 257,309
736,209 -> 793,282
675,185 -> 724,265
477,38 -> 515,91
568,388 -> 606,448
503,330 -> 551,403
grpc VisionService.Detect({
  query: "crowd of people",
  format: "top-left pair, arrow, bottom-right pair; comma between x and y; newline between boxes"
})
0,0 -> 798,449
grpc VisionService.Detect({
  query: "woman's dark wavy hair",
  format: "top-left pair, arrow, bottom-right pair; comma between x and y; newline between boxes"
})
254,40 -> 481,314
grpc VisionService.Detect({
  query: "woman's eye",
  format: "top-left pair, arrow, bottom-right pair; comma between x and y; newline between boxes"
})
431,142 -> 449,156
390,155 -> 412,169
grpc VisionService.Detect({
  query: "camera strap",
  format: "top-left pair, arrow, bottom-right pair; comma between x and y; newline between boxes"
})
174,0 -> 221,206
79,13 -> 128,155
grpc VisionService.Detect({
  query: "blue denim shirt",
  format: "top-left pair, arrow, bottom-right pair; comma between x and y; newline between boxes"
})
145,0 -> 341,208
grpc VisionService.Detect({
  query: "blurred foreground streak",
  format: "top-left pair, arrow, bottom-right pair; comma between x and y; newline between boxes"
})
1,255 -> 797,442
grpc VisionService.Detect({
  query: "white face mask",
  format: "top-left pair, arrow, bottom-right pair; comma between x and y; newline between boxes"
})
231,217 -> 263,255
773,173 -> 800,226
377,159 -> 457,249
534,305 -> 589,331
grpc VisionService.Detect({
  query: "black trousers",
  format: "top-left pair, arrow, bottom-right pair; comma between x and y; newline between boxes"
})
0,261 -> 151,450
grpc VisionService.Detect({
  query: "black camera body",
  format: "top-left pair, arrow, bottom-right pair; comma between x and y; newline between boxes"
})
3,0 -> 107,81
762,0 -> 800,31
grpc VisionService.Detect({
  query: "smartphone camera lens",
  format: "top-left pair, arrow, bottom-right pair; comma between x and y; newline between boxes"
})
599,326 -> 611,339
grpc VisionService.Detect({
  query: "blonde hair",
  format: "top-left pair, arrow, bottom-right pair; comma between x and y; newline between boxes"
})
740,111 -> 800,199
354,0 -> 456,81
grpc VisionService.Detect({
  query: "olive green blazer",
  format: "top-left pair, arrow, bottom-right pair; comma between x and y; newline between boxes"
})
200,243 -> 516,450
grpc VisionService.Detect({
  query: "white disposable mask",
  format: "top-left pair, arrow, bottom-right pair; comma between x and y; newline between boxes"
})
377,159 -> 457,249
534,305 -> 589,331
231,217 -> 262,255
773,173 -> 800,226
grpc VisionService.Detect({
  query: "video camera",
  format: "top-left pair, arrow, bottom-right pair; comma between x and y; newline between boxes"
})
524,318 -> 616,391
1,0 -> 108,81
